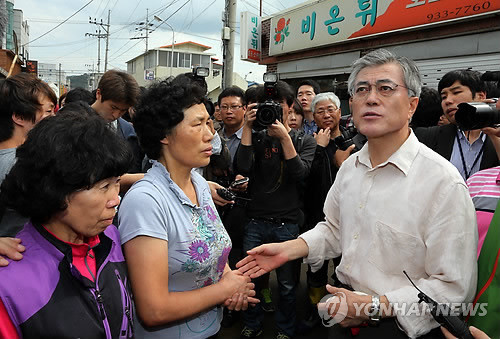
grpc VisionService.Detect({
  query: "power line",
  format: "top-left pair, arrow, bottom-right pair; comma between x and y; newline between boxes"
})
106,0 -> 181,54
262,0 -> 281,13
22,0 -> 94,47
150,0 -> 190,34
184,0 -> 217,31
98,0 -> 113,18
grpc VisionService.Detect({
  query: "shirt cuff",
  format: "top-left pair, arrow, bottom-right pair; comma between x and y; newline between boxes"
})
384,287 -> 439,338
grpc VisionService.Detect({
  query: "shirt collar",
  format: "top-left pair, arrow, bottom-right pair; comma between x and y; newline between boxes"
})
457,129 -> 486,144
223,125 -> 244,139
355,130 -> 419,176
152,160 -> 210,208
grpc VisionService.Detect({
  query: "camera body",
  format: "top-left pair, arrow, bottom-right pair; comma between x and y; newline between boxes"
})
254,73 -> 283,131
334,126 -> 367,153
455,101 -> 500,130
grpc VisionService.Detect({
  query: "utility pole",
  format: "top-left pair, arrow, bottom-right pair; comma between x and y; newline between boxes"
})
222,0 -> 236,89
89,13 -> 110,72
105,10 -> 110,72
131,9 -> 154,53
58,63 -> 62,97
153,15 -> 175,76
85,29 -> 105,73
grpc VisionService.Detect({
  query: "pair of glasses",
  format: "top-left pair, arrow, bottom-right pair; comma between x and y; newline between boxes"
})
352,81 -> 412,99
315,108 -> 339,116
220,105 -> 243,111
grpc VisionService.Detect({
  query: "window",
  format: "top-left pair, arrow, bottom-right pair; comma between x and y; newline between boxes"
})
179,53 -> 190,68
201,55 -> 210,67
144,52 -> 157,69
192,54 -> 201,67
159,51 -> 168,66
127,61 -> 136,74
173,52 -> 178,67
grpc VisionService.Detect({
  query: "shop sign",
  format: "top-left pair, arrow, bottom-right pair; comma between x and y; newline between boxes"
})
241,11 -> 262,62
269,0 -> 500,56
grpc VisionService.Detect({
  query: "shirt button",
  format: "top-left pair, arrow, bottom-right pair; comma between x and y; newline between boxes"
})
353,234 -> 358,239
359,204 -> 363,209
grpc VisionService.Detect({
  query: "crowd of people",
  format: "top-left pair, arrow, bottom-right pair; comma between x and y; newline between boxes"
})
0,48 -> 498,339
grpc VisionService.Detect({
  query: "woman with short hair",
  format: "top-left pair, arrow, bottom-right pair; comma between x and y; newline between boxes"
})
119,74 -> 257,339
0,110 -> 134,338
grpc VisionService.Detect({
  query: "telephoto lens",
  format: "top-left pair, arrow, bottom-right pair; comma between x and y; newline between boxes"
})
455,101 -> 500,130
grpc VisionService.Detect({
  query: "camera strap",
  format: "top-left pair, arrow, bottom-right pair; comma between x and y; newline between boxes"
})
456,130 -> 486,180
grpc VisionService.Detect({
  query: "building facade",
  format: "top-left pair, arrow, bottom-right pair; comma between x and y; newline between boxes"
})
126,41 -> 247,102
258,0 -> 500,113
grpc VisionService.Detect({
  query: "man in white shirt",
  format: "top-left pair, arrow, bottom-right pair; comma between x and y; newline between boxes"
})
237,49 -> 478,339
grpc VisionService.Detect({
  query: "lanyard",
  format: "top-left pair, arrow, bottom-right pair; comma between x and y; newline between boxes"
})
456,130 -> 485,180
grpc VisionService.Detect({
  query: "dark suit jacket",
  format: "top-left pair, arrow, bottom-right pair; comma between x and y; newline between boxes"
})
414,124 -> 499,171
117,117 -> 144,173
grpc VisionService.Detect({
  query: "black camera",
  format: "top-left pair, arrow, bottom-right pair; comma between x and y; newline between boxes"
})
334,126 -> 367,153
455,101 -> 500,130
254,72 -> 282,131
216,188 -> 236,201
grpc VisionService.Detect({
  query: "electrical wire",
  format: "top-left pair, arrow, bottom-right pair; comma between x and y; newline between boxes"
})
184,0 -> 217,31
108,0 -> 190,63
22,0 -> 94,47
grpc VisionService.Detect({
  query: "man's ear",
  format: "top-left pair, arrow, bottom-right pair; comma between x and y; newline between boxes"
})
95,88 -> 102,102
474,91 -> 486,101
408,97 -> 419,120
160,136 -> 169,145
11,113 -> 30,127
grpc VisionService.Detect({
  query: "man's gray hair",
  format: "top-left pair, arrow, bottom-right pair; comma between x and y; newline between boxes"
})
311,92 -> 341,113
347,49 -> 422,98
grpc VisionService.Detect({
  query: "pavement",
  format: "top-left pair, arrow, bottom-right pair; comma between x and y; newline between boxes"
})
218,262 -> 333,339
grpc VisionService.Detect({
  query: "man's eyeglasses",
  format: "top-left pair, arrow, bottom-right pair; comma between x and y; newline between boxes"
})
352,81 -> 413,99
220,105 -> 243,112
314,107 -> 339,116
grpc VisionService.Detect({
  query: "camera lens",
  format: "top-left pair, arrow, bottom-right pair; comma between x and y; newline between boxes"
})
258,107 -> 276,125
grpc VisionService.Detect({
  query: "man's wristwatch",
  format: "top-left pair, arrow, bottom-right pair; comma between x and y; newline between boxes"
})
368,295 -> 381,325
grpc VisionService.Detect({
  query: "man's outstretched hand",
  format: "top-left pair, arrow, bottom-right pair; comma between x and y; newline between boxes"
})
236,243 -> 292,278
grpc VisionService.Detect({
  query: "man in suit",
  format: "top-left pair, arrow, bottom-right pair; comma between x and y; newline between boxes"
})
415,70 -> 499,180
91,70 -> 144,175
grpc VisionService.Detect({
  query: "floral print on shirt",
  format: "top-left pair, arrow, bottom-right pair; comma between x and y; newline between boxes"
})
178,204 -> 232,287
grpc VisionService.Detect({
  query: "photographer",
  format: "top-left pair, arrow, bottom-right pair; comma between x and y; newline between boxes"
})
415,70 -> 499,179
236,79 -> 316,339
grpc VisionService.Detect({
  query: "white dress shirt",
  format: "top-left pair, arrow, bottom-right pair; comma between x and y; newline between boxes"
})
300,130 -> 478,338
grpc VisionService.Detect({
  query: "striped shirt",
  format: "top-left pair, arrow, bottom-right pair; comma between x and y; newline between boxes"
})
466,166 -> 500,257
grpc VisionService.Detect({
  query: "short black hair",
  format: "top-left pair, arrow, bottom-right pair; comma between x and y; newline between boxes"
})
257,80 -> 294,106
218,86 -> 246,106
296,79 -> 320,95
291,98 -> 304,116
0,111 -> 132,224
65,87 -> 95,105
0,73 -> 57,142
438,70 -> 485,98
97,69 -> 140,107
484,81 -> 500,98
410,87 -> 442,128
245,85 -> 261,105
133,74 -> 206,160
57,101 -> 99,117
